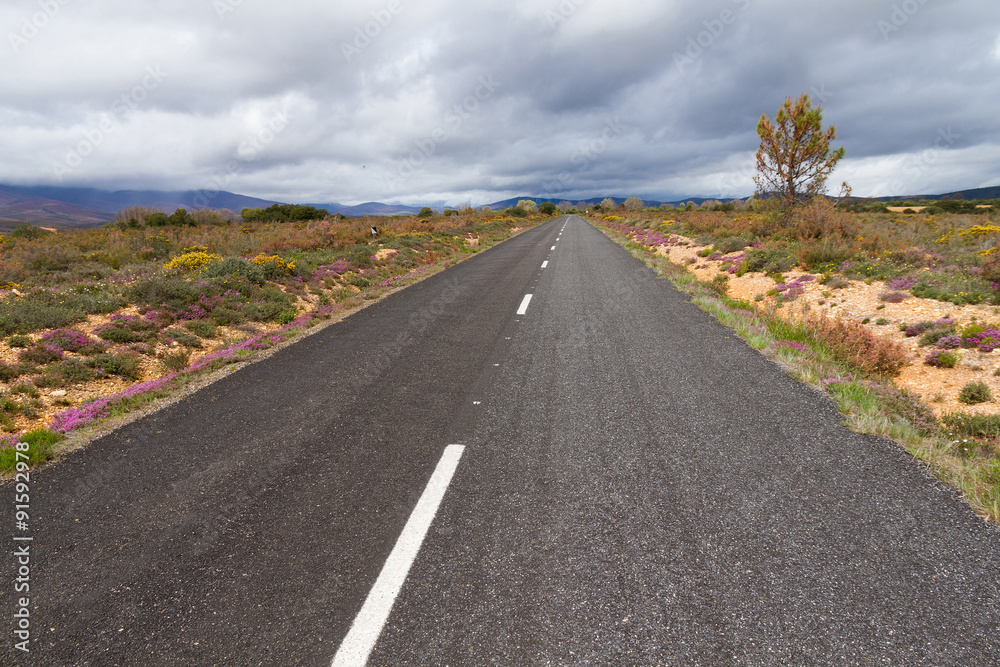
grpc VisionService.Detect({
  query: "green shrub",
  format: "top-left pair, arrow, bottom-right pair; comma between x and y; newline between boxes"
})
127,275 -> 199,311
6,335 -> 32,348
911,274 -> 993,306
159,350 -> 191,372
209,307 -> 245,326
183,319 -> 217,338
709,274 -> 729,296
34,359 -> 96,387
87,353 -> 142,381
18,344 -> 62,365
243,300 -> 285,322
10,382 -> 39,398
918,329 -> 954,347
941,412 -> 1000,440
0,296 -> 81,336
744,247 -> 796,274
95,326 -> 141,344
0,362 -> 30,382
715,236 -> 753,254
924,350 -> 958,368
9,223 -> 49,240
160,328 -> 202,348
201,257 -> 266,285
959,381 -> 992,405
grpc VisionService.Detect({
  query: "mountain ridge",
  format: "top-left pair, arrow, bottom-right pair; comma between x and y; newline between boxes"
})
1,183 -> 997,230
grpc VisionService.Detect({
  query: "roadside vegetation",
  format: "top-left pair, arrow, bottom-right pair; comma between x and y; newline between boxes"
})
592,200 -> 1000,523
0,207 -> 552,470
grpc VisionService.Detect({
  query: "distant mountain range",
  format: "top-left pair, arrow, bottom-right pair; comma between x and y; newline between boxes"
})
1,183 -> 997,231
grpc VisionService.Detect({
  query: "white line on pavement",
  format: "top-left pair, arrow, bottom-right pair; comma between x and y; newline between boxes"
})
517,294 -> 533,315
550,246 -> 555,250
330,445 -> 466,667
541,261 -> 548,268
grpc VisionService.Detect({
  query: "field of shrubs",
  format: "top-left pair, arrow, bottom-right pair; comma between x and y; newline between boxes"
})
592,198 -> 1000,522
0,206 -> 544,470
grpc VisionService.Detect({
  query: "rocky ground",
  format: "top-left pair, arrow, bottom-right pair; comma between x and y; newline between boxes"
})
655,237 -> 1000,417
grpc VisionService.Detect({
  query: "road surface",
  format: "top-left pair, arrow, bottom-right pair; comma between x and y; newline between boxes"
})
3,216 -> 998,665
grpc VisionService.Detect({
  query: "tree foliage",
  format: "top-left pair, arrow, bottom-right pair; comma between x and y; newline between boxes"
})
623,196 -> 644,211
240,204 -> 329,223
754,94 -> 844,212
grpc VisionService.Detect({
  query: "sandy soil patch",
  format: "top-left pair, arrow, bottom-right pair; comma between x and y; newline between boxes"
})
653,237 -> 1000,417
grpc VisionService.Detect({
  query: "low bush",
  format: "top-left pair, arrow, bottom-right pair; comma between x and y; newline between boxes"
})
159,349 -> 191,372
924,350 -> 958,368
87,353 -> 142,381
744,247 -> 796,274
0,296 -> 81,336
201,257 -> 266,285
183,319 -> 217,338
18,344 -> 62,365
34,359 -> 96,387
941,412 -> 1000,440
958,381 -> 992,405
160,328 -> 202,348
808,315 -> 909,376
6,335 -> 32,348
40,328 -> 90,352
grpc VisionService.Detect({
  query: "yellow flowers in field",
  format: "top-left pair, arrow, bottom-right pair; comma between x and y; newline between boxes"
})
163,247 -> 222,272
964,224 -> 1000,237
937,224 -> 1000,245
252,253 -> 295,275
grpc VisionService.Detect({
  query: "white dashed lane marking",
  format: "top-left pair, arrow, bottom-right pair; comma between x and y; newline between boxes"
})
331,445 -> 466,667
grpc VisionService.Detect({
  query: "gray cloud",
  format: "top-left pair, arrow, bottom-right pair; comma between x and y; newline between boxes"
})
2,0 -> 998,206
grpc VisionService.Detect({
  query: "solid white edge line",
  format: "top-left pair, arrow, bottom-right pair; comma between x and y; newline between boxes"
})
330,445 -> 466,667
516,294 -> 533,315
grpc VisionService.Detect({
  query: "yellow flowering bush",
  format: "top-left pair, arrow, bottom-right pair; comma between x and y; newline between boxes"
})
252,253 -> 296,276
163,248 -> 222,272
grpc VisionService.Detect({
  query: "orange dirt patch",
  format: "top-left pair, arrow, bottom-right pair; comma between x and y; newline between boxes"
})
653,236 -> 1000,417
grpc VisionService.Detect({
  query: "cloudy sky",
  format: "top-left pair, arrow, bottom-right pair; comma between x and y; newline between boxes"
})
3,0 -> 999,206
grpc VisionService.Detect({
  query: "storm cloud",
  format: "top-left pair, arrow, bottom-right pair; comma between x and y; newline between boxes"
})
2,0 -> 998,205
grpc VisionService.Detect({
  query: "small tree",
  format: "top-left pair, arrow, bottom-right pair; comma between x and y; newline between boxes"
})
754,93 -> 844,214
539,201 -> 557,215
419,206 -> 434,217
600,197 -> 618,211
623,196 -> 644,211
516,199 -> 537,212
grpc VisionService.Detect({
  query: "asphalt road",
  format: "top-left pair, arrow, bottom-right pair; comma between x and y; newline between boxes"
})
3,215 -> 999,665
